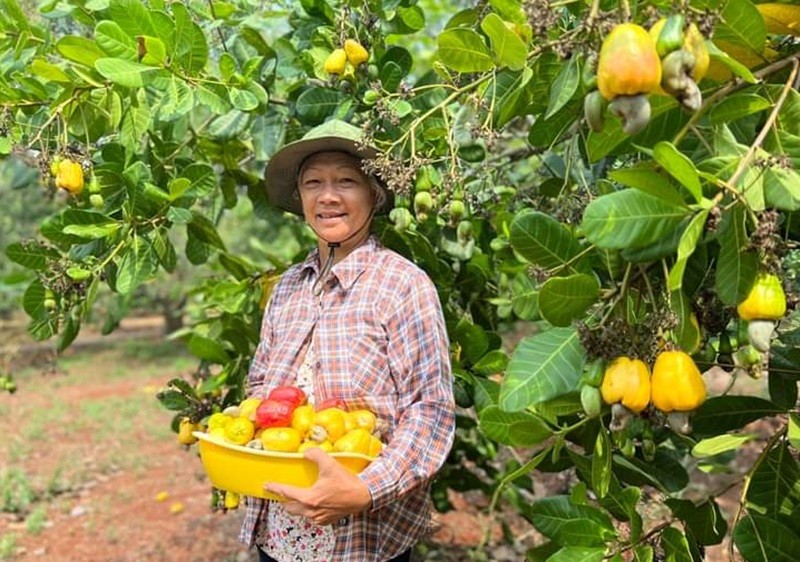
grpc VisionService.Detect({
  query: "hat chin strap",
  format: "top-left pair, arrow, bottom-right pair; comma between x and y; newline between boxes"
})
311,209 -> 375,297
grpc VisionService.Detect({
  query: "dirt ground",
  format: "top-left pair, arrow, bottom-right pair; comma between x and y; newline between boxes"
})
0,317 -> 770,561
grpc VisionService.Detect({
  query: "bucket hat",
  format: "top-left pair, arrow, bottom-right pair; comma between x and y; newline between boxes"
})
264,119 -> 392,215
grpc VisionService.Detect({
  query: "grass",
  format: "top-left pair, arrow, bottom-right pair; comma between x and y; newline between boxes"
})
0,533 -> 17,560
1,337 -> 195,521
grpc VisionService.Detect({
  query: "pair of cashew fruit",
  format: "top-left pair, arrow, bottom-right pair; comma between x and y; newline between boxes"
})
596,351 -> 706,435
585,16 -> 709,136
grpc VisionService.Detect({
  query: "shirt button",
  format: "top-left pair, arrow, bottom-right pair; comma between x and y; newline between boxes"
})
338,517 -> 349,527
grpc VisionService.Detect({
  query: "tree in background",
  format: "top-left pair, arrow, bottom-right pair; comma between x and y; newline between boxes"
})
2,0 -> 800,559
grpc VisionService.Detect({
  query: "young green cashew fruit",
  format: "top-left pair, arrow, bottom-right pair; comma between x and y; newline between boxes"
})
583,90 -> 607,133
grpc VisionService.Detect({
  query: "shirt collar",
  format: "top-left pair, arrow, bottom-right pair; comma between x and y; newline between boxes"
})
299,235 -> 381,291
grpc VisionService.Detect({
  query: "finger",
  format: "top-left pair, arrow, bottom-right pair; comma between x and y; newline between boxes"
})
281,500 -> 308,517
302,446 -> 333,465
264,482 -> 304,502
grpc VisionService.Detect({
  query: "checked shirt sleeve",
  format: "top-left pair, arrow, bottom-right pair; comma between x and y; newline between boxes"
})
247,293 -> 276,398
358,270 -> 455,510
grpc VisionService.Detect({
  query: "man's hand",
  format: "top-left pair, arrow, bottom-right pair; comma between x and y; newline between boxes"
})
264,447 -> 373,526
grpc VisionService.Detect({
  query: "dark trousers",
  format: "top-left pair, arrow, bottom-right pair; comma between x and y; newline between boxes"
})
258,547 -> 412,562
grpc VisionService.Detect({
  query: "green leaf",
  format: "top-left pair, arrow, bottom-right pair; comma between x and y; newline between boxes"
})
692,433 -> 757,458
115,235 -> 157,295
172,3 -> 208,73
660,526 -> 693,562
437,28 -> 494,73
187,333 -> 229,364
706,40 -> 757,83
296,87 -> 345,125
613,451 -> 689,493
545,547 -> 605,562
472,350 -> 509,376
715,205 -> 758,306
229,87 -> 259,111
188,212 -> 226,251
692,396 -> 784,437
454,318 -> 489,364
764,167 -> 800,211
608,163 -> 686,207
511,272 -> 539,320
790,414 -> 800,451
158,76 -> 194,120
139,35 -> 167,65
509,211 -> 585,273
480,13 -> 526,70
545,56 -> 580,119
670,290 -> 701,354
748,443 -> 800,517
665,498 -> 728,546
95,58 -> 164,87
108,0 -> 157,37
29,59 -> 71,83
95,20 -> 137,60
733,514 -> 800,562
156,389 -> 190,411
56,36 -> 106,67
709,93 -> 772,124
63,222 -> 121,239
500,327 -> 586,410
477,406 -> 552,447
524,496 -> 616,547
5,242 -> 60,271
714,0 -> 766,53
538,273 -> 600,327
653,141 -> 702,203
581,190 -> 689,250
22,278 -> 46,319
668,209 -> 709,292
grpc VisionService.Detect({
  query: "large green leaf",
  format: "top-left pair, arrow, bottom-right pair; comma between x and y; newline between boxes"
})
545,55 -> 580,119
665,498 -> 728,546
660,526 -> 693,562
733,514 -> 800,562
668,209 -> 709,292
692,433 -> 757,458
709,93 -> 772,125
653,141 -> 702,203
187,334 -> 229,364
608,163 -> 686,207
581,189 -> 689,250
5,242 -> 60,271
499,327 -> 585,410
715,204 -> 757,306
524,496 -> 616,547
95,58 -> 164,87
538,273 -> 600,327
95,20 -> 137,60
477,406 -> 552,447
172,3 -> 208,73
613,451 -> 689,493
56,36 -> 106,67
692,396 -> 784,437
510,272 -> 539,320
747,443 -> 800,518
108,0 -> 157,37
437,28 -> 493,73
764,167 -> 800,211
480,13 -> 526,70
509,211 -> 585,273
120,101 -> 151,154
713,0 -> 766,53
296,87 -> 345,125
115,235 -> 157,295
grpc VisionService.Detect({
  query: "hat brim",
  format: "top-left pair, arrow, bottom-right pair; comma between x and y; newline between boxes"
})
264,135 -> 392,216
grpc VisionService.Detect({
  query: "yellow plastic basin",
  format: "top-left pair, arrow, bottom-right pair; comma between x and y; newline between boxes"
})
193,431 -> 375,501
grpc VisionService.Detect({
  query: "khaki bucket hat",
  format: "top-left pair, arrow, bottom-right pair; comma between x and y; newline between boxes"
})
263,119 -> 392,215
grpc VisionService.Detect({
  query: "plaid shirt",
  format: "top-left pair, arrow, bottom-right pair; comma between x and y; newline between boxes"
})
239,235 -> 455,561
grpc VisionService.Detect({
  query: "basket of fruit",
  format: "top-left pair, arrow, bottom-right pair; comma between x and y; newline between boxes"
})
190,386 -> 384,502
